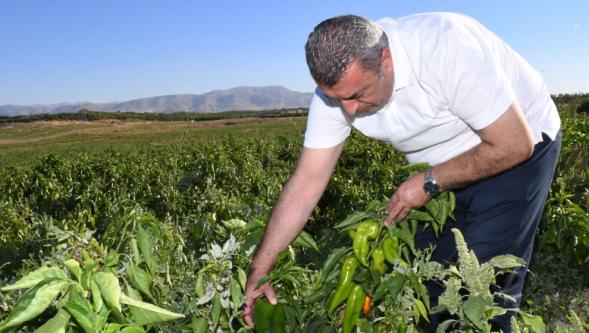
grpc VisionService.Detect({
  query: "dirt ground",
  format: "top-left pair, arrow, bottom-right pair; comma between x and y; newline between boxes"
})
0,118 -> 268,145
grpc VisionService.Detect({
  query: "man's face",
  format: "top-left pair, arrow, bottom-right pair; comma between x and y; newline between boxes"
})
319,48 -> 394,118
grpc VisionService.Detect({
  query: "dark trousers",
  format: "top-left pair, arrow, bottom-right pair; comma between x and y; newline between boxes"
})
415,131 -> 562,332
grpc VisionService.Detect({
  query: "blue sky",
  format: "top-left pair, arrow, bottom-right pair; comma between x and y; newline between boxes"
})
0,1 -> 587,105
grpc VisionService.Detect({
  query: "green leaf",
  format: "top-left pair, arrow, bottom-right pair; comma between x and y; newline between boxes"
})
93,272 -> 122,313
194,271 -> 205,298
33,308 -> 71,333
424,199 -> 442,224
304,288 -> 328,305
436,319 -> 458,333
230,277 -> 244,315
82,255 -> 97,272
406,209 -> 434,222
130,238 -> 142,266
120,327 -> 146,333
463,294 -> 492,331
0,279 -> 70,330
373,274 -> 406,302
408,274 -> 430,309
102,323 -> 123,333
481,255 -> 525,271
490,306 -> 507,318
191,317 -> 208,333
317,247 -> 346,285
126,285 -> 142,301
90,278 -> 104,312
64,259 -> 82,283
104,250 -> 120,267
242,218 -> 266,234
242,228 -> 265,255
237,267 -> 248,291
356,318 -> 375,333
137,224 -> 157,274
521,312 -> 546,333
126,263 -> 154,300
120,293 -> 185,326
126,287 -> 148,324
64,289 -> 97,333
278,302 -> 296,333
80,268 -> 92,291
448,191 -> 456,219
394,221 -> 417,255
334,211 -> 375,230
413,299 -> 429,323
211,292 -> 222,330
221,218 -> 248,230
400,162 -> 431,173
303,316 -> 333,333
1,266 -> 67,291
292,230 -> 319,252
96,305 -> 111,332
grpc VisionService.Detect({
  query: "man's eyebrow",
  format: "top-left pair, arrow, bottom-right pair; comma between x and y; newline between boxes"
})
340,87 -> 366,100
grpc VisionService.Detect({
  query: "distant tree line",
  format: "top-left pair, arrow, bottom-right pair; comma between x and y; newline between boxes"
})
1,94 -> 587,124
0,108 -> 309,124
552,93 -> 588,109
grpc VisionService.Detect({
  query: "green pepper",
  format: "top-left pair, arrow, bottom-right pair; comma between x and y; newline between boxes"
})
253,298 -> 286,333
384,237 -> 410,267
383,237 -> 400,264
328,256 -> 359,315
343,284 -> 365,333
353,220 -> 380,266
370,246 -> 386,275
348,229 -> 356,240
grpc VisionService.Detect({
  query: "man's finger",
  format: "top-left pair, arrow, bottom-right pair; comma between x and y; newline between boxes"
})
243,296 -> 255,327
384,204 -> 402,226
397,207 -> 410,221
244,306 -> 253,326
265,286 -> 277,305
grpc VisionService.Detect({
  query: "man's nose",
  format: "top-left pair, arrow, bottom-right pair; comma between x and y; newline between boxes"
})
340,99 -> 359,117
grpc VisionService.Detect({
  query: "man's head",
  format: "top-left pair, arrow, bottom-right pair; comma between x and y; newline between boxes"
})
305,15 -> 394,117
305,15 -> 388,86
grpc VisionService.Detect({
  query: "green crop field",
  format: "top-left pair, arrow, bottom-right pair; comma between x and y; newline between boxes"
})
0,117 -> 307,167
0,103 -> 587,332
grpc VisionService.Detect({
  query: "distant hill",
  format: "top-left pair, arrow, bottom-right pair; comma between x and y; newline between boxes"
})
0,86 -> 314,116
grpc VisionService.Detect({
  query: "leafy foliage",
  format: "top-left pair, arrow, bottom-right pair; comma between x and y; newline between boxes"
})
0,99 -> 588,331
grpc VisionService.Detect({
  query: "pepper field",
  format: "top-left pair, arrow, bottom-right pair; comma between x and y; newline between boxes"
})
0,101 -> 587,332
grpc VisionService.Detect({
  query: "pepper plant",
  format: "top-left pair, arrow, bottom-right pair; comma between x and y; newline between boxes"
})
300,183 -> 456,333
0,237 -> 184,332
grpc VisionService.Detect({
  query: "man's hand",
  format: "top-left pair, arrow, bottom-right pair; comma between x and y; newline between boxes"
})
384,172 -> 430,226
243,268 -> 277,327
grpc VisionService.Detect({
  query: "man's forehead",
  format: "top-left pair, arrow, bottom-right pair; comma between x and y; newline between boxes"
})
324,63 -> 364,92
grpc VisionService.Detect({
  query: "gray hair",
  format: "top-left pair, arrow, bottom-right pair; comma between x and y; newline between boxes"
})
305,15 -> 389,87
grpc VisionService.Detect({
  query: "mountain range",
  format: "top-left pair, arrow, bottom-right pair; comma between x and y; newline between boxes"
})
0,86 -> 314,116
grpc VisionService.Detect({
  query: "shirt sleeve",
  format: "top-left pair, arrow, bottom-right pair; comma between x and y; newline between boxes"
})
440,21 -> 515,130
303,88 -> 351,148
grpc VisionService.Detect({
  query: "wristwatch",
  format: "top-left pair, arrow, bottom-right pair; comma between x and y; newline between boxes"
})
423,168 -> 440,197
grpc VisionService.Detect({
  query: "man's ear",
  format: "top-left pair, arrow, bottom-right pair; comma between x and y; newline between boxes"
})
381,47 -> 392,71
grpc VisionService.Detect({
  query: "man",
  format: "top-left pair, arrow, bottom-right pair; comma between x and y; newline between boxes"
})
244,13 -> 561,332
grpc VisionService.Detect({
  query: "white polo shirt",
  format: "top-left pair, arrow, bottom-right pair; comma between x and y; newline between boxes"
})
303,12 -> 561,165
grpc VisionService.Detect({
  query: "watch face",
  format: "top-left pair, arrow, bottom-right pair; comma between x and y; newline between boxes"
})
424,181 -> 439,196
